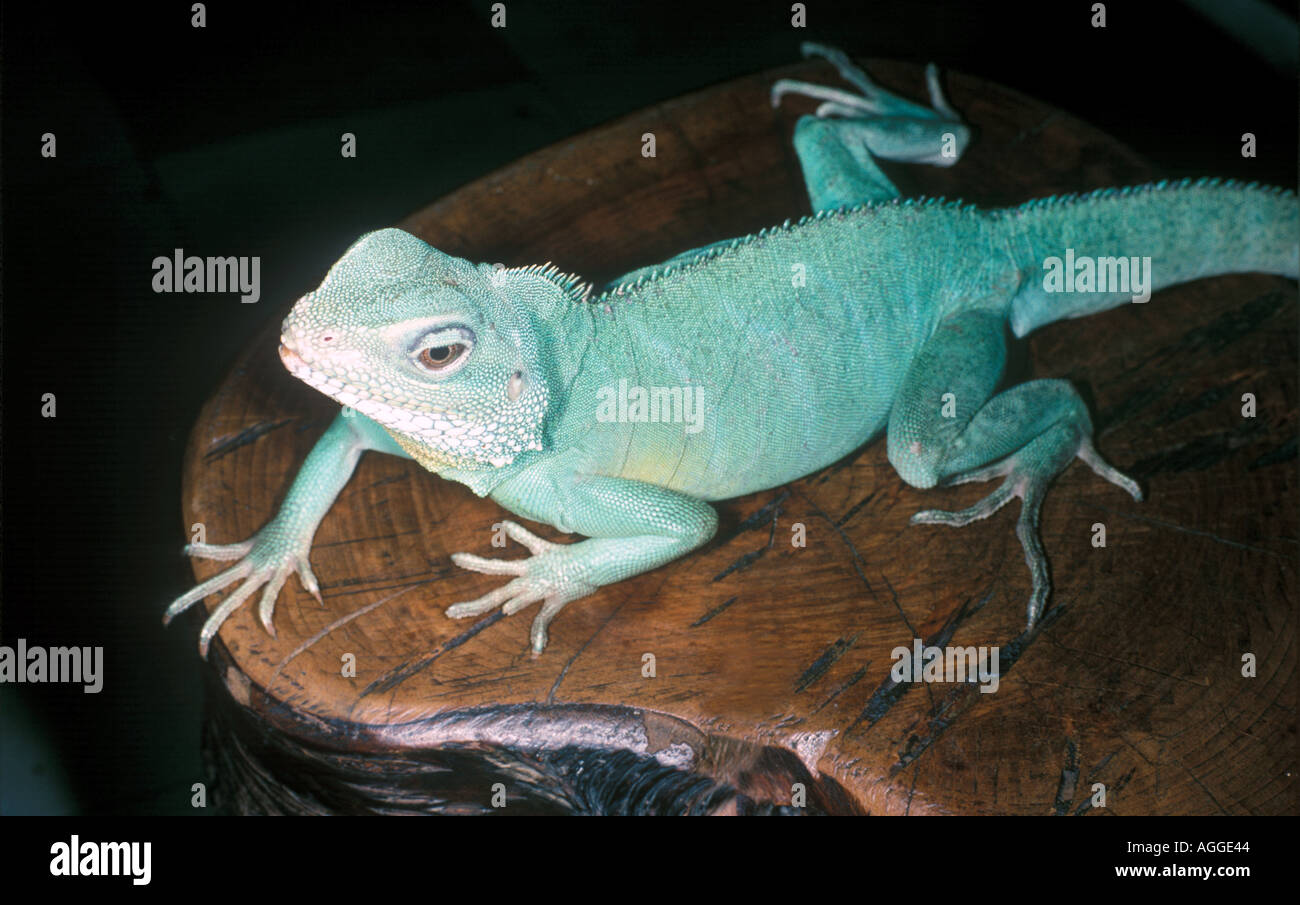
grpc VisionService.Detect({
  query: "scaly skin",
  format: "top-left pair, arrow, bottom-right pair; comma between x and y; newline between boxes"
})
167,43 -> 1299,657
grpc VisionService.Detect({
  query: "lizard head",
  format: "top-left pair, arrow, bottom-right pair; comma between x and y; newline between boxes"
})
279,228 -> 551,471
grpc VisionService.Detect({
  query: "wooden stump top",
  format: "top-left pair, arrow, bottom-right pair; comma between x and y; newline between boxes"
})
182,59 -> 1296,815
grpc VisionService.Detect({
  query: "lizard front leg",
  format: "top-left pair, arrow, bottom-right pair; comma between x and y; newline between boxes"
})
444,473 -> 718,654
165,409 -> 411,656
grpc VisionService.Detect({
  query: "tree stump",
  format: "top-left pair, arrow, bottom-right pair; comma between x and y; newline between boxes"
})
181,59 -> 1296,815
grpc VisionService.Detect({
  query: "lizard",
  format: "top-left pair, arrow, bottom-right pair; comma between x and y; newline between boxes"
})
166,43 -> 1299,658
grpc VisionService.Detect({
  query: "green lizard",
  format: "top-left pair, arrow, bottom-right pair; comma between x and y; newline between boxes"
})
166,44 -> 1299,658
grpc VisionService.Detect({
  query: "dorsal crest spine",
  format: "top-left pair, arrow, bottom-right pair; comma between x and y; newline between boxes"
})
594,196 -> 980,302
504,261 -> 593,303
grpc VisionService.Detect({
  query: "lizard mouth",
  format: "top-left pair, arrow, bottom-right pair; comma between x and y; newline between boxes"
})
278,340 -> 399,416
279,342 -> 342,397
279,342 -> 347,399
278,343 -> 306,371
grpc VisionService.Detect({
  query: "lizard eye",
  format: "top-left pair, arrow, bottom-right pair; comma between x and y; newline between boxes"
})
418,343 -> 467,371
411,326 -> 475,376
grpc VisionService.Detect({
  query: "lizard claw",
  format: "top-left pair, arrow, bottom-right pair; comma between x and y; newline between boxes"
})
771,43 -> 969,171
911,435 -> 1141,628
166,525 -> 319,657
911,468 -> 1055,627
297,559 -> 325,606
772,43 -> 956,124
445,578 -> 588,654
445,522 -> 593,653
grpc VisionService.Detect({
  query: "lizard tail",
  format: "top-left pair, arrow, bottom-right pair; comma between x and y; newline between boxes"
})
1002,178 -> 1298,337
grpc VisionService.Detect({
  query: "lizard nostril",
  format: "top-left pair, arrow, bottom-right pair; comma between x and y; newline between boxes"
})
321,333 -> 336,343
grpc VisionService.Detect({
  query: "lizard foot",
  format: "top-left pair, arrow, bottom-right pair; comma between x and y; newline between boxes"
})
164,527 -> 322,657
911,433 -> 1141,628
446,521 -> 597,655
772,42 -> 962,135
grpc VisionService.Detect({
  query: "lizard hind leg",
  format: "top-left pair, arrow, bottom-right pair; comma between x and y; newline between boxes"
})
911,420 -> 1140,626
888,312 -> 1142,628
772,42 -> 972,210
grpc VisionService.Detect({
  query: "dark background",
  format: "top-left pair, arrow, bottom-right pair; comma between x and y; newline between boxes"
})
1,0 -> 1295,814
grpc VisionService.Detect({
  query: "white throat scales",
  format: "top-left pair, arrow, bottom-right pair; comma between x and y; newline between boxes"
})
282,348 -> 546,470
